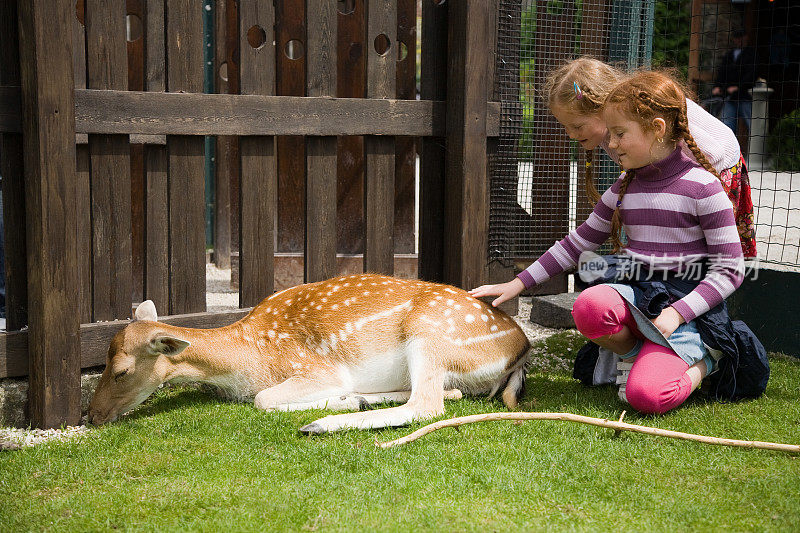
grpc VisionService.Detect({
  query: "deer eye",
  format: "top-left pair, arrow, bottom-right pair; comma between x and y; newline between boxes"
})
113,369 -> 129,382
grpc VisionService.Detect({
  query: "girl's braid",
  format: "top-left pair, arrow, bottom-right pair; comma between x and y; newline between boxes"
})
676,110 -> 721,178
609,169 -> 635,252
584,149 -> 601,207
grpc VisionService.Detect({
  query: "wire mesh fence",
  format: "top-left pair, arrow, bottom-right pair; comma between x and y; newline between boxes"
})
492,0 -> 800,272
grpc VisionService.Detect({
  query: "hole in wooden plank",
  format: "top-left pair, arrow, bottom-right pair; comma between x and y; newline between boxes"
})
397,41 -> 408,62
247,25 -> 267,49
126,14 -> 143,42
285,39 -> 304,60
75,0 -> 85,26
219,62 -> 229,82
374,34 -> 391,56
337,0 -> 356,15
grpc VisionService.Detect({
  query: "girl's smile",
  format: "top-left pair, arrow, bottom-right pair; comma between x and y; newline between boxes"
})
551,105 -> 608,150
603,105 -> 674,170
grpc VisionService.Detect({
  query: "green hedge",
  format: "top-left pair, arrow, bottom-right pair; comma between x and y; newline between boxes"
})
767,108 -> 800,171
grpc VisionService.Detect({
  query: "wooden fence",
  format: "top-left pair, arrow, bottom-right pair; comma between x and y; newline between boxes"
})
0,0 -> 504,428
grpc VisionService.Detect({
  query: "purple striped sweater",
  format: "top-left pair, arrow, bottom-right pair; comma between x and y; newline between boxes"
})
518,148 -> 745,322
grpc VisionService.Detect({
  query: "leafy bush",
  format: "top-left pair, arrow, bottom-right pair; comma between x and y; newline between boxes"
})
767,108 -> 800,171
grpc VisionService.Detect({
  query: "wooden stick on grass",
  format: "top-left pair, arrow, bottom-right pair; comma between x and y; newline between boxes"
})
376,412 -> 800,453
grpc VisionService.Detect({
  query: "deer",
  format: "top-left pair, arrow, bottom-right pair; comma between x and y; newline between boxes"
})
87,273 -> 531,434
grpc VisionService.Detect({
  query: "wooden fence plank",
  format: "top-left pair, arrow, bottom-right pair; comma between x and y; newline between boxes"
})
143,0 -> 169,312
363,0 -> 397,275
393,0 -> 417,255
128,0 -> 146,304
305,0 -> 338,282
17,0 -> 81,428
444,0 -> 492,289
1,88 -> 501,137
86,0 -> 133,321
239,0 -> 277,306
0,309 -> 251,379
0,1 -> 28,331
166,0 -> 206,314
73,3 -> 92,325
276,0 -> 305,255
419,0 -> 448,282
213,0 -> 233,269
336,0 -> 366,256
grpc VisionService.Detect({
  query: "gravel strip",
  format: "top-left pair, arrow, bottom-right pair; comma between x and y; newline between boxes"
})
0,426 -> 90,451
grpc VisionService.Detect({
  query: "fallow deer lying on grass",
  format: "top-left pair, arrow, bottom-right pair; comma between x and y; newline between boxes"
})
87,274 -> 530,433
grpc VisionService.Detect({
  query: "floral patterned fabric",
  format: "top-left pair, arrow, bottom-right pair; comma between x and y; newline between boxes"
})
719,155 -> 757,258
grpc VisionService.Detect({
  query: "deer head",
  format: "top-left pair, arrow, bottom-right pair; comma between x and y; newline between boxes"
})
87,301 -> 191,424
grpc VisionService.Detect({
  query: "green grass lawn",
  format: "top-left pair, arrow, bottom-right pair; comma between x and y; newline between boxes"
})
2,331 -> 800,532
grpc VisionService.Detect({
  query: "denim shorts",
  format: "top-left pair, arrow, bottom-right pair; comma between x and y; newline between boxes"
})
605,283 -> 711,368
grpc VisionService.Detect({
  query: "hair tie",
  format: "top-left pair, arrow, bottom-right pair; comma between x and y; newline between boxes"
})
573,81 -> 584,100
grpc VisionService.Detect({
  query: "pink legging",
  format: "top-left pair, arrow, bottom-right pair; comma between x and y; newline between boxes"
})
571,285 -> 694,414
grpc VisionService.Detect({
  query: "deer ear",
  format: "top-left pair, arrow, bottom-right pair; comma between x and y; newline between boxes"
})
148,335 -> 191,357
135,300 -> 158,322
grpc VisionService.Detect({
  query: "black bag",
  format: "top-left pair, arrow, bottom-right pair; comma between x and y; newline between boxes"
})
705,320 -> 770,401
573,341 -> 600,386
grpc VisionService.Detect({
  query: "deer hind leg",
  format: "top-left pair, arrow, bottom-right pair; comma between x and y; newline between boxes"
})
299,338 -> 447,434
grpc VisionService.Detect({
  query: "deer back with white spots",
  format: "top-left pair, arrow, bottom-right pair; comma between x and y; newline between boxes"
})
87,274 -> 530,433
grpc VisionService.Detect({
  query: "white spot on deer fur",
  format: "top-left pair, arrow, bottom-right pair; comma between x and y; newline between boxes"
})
316,305 -> 322,310
345,322 -> 354,334
444,308 -> 452,316
455,304 -> 462,310
465,314 -> 475,323
459,329 -> 514,345
444,288 -> 457,294
332,304 -> 339,310
278,333 -> 289,340
490,325 -> 498,332
428,301 -> 436,307
291,361 -> 302,369
446,299 -> 454,306
268,330 -> 276,339
481,314 -> 489,322
363,291 -> 370,296
472,302 -> 482,309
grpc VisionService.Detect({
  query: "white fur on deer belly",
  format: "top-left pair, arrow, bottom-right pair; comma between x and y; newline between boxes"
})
337,346 -> 411,394
444,359 -> 506,395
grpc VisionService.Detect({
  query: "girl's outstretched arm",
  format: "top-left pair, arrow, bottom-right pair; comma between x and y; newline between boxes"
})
469,278 -> 526,308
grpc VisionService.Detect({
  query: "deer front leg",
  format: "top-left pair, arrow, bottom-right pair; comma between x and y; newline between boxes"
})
254,375 -> 348,411
299,339 -> 447,434
272,389 -> 463,412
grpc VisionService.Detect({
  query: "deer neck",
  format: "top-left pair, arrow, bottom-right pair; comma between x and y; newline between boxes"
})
159,321 -> 266,386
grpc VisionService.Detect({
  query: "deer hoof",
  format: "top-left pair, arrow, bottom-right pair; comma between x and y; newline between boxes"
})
299,422 -> 327,435
356,396 -> 372,411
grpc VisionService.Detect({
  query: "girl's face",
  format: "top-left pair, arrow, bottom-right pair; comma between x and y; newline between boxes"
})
602,105 -> 670,170
551,104 -> 608,150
